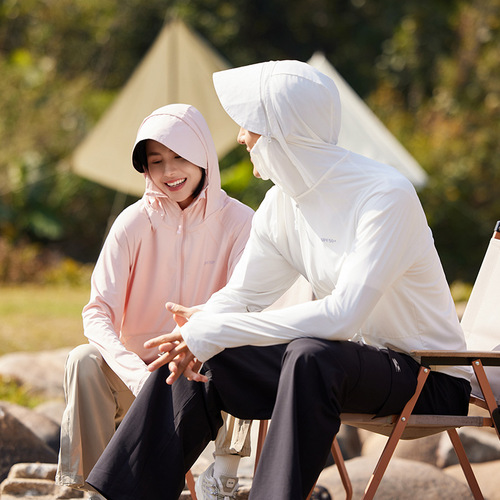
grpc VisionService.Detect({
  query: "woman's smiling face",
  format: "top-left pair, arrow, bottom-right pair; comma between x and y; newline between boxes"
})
146,140 -> 204,209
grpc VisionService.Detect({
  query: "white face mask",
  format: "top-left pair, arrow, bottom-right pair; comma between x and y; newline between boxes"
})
249,136 -> 271,181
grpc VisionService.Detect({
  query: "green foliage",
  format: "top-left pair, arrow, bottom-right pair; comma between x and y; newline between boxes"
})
450,280 -> 473,303
368,0 -> 500,282
0,237 -> 92,284
0,0 -> 499,285
220,146 -> 273,210
0,375 -> 44,408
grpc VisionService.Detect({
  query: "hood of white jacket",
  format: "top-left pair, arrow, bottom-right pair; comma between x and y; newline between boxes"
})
132,103 -> 223,227
213,60 -> 351,200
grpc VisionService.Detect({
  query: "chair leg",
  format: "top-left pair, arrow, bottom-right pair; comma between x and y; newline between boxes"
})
362,366 -> 430,499
185,470 -> 197,500
447,429 -> 484,500
254,420 -> 269,474
331,436 -> 353,500
472,359 -> 500,437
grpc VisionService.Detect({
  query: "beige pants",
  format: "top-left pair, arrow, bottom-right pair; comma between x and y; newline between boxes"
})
56,344 -> 251,488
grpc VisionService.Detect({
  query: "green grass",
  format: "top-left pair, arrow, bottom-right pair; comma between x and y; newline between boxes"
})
0,284 -> 90,356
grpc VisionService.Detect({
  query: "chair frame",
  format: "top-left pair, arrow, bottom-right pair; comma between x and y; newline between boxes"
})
331,351 -> 500,500
251,353 -> 500,500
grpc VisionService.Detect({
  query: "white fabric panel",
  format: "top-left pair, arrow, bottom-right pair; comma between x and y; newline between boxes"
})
461,235 -> 500,402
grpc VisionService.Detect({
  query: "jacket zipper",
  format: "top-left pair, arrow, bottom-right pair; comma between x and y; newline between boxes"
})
176,211 -> 186,304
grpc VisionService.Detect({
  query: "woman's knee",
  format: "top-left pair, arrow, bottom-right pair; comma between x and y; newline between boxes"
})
65,344 -> 103,380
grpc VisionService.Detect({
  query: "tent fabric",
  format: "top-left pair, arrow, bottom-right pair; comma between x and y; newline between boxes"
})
71,22 -> 427,196
308,53 -> 427,189
71,20 -> 238,196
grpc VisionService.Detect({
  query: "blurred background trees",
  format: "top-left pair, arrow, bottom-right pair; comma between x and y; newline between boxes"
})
0,0 -> 499,285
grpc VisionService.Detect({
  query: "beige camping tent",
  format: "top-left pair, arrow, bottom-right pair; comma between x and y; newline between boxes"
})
308,53 -> 427,189
71,20 -> 239,196
72,22 -> 427,195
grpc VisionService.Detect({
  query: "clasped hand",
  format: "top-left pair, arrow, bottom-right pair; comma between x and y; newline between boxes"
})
143,302 -> 208,385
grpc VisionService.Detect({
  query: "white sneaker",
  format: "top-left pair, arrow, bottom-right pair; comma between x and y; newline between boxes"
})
195,463 -> 239,500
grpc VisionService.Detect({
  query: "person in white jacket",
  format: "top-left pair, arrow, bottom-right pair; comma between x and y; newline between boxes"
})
86,61 -> 472,500
55,104 -> 254,498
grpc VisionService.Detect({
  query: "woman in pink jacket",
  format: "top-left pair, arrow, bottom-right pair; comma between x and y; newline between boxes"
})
56,104 -> 254,499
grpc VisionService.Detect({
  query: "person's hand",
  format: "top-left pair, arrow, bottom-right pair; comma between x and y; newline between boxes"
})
143,302 -> 207,384
165,302 -> 200,326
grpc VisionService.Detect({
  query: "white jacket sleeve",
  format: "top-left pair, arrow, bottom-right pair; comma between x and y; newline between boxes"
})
199,204 -> 302,315
183,188 -> 424,362
83,222 -> 150,397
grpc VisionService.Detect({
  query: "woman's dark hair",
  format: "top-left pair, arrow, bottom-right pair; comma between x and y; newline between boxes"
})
134,140 -> 207,201
192,168 -> 206,200
132,140 -> 148,173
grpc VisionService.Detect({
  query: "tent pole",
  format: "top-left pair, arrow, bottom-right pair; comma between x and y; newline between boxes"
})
102,190 -> 128,246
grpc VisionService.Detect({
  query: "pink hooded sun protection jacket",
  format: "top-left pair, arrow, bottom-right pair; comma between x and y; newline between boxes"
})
82,104 -> 253,396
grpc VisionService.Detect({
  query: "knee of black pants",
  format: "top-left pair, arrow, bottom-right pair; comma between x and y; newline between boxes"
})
203,345 -> 286,421
280,338 -> 358,414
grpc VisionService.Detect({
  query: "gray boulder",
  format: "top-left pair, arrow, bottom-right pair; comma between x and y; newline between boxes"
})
0,348 -> 70,399
0,402 -> 61,453
0,407 -> 57,482
0,463 -> 83,499
35,400 -> 66,426
437,427 -> 500,467
445,459 -> 500,500
360,430 -> 443,466
317,455 -> 474,499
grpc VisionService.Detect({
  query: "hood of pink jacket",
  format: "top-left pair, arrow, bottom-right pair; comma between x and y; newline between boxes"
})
133,104 -> 224,228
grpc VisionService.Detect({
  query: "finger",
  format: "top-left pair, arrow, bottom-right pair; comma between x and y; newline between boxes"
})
147,346 -> 184,372
158,341 -> 179,353
166,356 -> 208,384
191,359 -> 203,374
144,332 -> 181,349
173,313 -> 188,327
165,353 -> 194,385
166,359 -> 182,385
166,302 -> 193,320
184,365 -> 208,383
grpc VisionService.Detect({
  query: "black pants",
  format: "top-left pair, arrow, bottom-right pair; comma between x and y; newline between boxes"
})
87,339 -> 470,500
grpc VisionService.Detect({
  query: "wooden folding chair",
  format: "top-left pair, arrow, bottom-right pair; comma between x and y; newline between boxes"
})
255,221 -> 500,500
330,221 -> 500,500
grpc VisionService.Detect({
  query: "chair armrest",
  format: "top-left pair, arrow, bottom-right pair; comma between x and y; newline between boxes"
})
411,350 -> 500,367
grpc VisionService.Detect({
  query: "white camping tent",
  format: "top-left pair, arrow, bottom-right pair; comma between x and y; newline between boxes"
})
71,23 -> 427,196
308,53 -> 427,189
71,20 -> 239,196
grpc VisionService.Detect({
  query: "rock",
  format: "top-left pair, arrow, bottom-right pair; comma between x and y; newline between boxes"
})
0,463 -> 83,499
0,402 -> 61,453
437,427 -> 500,467
317,456 -> 474,499
0,348 -> 71,399
0,407 -> 57,482
35,400 -> 66,426
360,430 -> 442,466
444,459 -> 500,500
336,425 -> 362,461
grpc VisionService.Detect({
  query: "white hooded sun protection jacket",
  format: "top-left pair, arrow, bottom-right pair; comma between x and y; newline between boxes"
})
82,104 -> 253,396
181,61 -> 470,381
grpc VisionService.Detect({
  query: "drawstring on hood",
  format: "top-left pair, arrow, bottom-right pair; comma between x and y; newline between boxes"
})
131,104 -> 223,227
